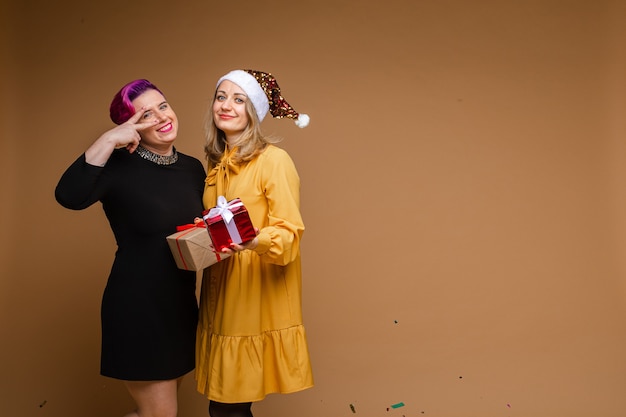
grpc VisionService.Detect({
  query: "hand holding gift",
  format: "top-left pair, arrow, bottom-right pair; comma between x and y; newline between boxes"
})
216,226 -> 259,254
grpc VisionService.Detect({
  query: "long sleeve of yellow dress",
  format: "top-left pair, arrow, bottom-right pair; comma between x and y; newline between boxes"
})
196,145 -> 314,402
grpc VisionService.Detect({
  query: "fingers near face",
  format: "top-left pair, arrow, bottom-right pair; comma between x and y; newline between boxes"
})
131,89 -> 179,148
126,106 -> 147,124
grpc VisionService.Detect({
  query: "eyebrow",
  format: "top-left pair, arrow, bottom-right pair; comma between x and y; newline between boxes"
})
216,90 -> 247,97
145,100 -> 167,109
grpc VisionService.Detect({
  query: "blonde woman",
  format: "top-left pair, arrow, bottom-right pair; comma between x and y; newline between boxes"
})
197,70 -> 313,417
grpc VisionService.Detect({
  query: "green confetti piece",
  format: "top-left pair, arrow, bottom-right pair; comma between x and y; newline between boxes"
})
391,402 -> 405,409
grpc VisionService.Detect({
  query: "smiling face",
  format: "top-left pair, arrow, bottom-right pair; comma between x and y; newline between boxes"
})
132,89 -> 178,154
213,80 -> 250,143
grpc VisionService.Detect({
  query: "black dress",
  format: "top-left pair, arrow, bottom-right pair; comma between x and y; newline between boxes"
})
55,149 -> 206,380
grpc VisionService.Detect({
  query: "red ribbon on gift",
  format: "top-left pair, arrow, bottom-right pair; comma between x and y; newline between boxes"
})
173,222 -> 220,270
176,222 -> 206,231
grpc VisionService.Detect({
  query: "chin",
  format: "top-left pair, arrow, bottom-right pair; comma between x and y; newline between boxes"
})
162,132 -> 178,142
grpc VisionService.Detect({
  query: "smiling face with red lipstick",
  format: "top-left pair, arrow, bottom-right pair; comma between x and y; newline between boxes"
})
132,89 -> 178,155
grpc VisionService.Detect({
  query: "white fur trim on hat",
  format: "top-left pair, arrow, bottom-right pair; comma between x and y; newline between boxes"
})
216,70 -> 270,122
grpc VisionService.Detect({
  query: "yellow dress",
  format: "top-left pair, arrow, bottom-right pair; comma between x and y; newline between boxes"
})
196,144 -> 314,403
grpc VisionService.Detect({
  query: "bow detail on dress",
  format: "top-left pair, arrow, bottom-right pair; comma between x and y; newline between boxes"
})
205,147 -> 241,197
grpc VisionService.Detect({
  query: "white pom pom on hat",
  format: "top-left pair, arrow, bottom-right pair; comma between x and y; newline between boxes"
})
217,69 -> 310,128
294,113 -> 310,128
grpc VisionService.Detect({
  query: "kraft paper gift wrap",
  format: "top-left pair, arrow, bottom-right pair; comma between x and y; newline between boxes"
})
167,223 -> 230,271
202,196 -> 256,252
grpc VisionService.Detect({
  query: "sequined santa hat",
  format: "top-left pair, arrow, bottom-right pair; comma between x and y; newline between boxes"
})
216,69 -> 310,128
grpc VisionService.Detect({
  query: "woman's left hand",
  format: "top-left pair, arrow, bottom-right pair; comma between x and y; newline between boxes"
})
222,228 -> 259,254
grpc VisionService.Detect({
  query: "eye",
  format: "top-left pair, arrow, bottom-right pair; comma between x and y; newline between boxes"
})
216,95 -> 226,101
235,97 -> 245,104
159,103 -> 169,110
142,111 -> 153,119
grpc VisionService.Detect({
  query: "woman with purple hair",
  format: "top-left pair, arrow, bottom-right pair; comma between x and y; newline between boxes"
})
56,79 -> 205,417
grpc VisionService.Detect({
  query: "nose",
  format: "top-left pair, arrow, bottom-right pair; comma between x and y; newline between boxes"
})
153,110 -> 167,123
220,99 -> 232,110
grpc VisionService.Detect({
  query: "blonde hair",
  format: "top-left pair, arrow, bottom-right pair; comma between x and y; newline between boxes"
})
204,96 -> 281,167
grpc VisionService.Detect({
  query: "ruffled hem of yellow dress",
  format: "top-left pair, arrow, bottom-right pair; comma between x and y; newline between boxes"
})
195,324 -> 314,402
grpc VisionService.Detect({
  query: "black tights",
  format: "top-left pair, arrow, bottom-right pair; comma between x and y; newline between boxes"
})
209,401 -> 253,417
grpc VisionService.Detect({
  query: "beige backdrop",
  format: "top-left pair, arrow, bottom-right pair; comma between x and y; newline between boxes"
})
2,0 -> 626,416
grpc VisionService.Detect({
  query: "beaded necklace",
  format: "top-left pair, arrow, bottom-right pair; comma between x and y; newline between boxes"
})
135,145 -> 178,165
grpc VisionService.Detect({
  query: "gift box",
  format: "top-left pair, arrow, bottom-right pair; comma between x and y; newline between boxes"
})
202,196 -> 256,252
166,224 -> 230,271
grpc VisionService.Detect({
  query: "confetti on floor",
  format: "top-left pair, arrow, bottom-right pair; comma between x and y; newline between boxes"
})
391,402 -> 405,409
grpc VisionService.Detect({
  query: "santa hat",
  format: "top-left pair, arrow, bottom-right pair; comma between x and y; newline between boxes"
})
216,69 -> 310,128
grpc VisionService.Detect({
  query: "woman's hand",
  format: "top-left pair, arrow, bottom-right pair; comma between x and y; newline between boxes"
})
85,108 -> 159,166
220,228 -> 260,254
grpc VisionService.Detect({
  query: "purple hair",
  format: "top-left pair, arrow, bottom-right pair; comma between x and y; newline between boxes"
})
109,79 -> 165,125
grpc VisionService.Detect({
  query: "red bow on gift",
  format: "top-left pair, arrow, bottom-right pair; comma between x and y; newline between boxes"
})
176,222 -> 206,232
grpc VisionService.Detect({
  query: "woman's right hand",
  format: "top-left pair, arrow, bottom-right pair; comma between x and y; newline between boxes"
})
85,108 -> 159,166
